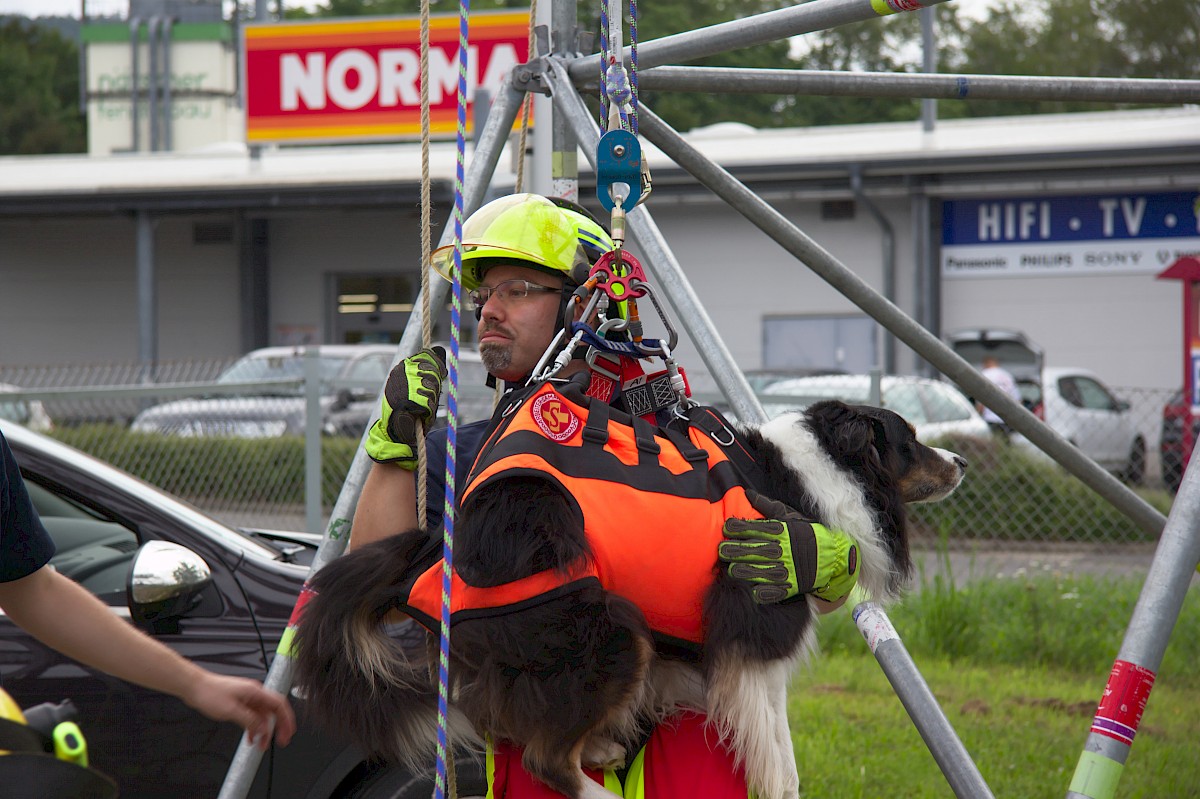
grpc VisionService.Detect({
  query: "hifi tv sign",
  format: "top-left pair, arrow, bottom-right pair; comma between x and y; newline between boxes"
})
243,12 -> 528,145
942,191 -> 1200,279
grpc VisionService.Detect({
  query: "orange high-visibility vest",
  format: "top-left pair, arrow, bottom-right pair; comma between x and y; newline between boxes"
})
402,380 -> 764,651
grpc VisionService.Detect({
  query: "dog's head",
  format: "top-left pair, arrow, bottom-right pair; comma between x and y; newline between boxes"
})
756,400 -> 966,600
807,401 -> 968,505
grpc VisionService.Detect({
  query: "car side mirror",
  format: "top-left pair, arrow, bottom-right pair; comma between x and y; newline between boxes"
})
1117,400 -> 1130,412
127,541 -> 213,626
330,388 -> 354,411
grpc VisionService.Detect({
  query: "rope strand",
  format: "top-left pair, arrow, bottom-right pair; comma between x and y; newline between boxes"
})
434,0 -> 470,794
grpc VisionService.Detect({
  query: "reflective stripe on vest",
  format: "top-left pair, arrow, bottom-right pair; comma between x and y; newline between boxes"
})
404,381 -> 763,647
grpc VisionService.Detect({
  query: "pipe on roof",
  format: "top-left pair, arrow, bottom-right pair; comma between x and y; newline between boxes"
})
850,164 -> 896,374
161,15 -> 175,151
129,17 -> 141,152
148,16 -> 160,151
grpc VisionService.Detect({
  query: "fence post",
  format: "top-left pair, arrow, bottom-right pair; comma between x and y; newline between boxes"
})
303,347 -> 322,534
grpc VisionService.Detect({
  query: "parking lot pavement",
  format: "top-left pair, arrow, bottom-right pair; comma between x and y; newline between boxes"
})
909,542 -> 1189,587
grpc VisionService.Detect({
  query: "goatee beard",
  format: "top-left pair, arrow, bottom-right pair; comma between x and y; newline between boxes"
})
480,342 -> 512,375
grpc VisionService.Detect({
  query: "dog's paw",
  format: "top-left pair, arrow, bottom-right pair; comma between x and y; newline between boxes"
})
581,738 -> 627,770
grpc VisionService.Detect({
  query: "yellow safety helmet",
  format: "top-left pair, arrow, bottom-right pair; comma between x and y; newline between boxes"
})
0,687 -> 25,727
430,193 -> 613,291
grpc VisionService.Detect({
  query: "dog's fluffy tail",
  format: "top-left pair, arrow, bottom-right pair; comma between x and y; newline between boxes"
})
290,530 -> 483,770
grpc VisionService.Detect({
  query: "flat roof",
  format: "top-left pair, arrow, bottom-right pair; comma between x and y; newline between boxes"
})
0,106 -> 1196,214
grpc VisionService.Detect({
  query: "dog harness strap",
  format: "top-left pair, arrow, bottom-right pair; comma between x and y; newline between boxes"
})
631,414 -> 661,461
687,406 -> 770,495
404,558 -> 600,628
661,426 -> 708,465
583,397 -> 611,445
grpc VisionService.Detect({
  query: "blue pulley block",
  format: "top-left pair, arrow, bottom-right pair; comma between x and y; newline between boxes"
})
596,128 -> 643,212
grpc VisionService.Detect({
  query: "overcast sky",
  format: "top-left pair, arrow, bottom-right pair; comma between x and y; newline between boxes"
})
0,0 -> 997,20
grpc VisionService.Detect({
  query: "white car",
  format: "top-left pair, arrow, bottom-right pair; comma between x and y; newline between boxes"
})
0,382 -> 53,432
758,374 -> 991,443
1015,366 -> 1145,483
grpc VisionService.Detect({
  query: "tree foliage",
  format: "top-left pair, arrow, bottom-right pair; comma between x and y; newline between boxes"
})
3,0 -> 1196,155
286,0 -> 1199,132
0,19 -> 85,154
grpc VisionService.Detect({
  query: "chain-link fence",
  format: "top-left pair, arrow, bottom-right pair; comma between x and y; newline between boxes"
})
0,353 -> 499,533
0,359 -> 1177,545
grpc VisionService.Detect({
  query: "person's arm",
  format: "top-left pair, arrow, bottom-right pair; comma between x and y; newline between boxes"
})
0,566 -> 295,749
350,461 -> 418,550
351,347 -> 447,550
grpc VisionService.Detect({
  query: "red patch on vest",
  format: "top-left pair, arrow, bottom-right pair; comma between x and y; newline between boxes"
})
531,393 -> 581,442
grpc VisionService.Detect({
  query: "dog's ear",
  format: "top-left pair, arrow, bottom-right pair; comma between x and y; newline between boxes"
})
807,400 -> 880,463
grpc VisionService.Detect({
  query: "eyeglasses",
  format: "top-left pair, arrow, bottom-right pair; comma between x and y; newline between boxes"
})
467,279 -> 560,310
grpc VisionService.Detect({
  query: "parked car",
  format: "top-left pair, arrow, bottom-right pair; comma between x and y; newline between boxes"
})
1159,389 -> 1195,492
130,344 -> 491,439
944,328 -> 1044,388
758,374 -> 991,442
130,344 -> 395,439
0,418 -> 486,798
323,345 -> 492,436
0,382 -> 53,432
1011,367 -> 1146,483
945,329 -> 1145,482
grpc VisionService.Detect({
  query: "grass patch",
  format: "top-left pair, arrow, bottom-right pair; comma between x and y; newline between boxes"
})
791,572 -> 1200,796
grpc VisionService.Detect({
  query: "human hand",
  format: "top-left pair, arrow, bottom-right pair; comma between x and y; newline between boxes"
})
183,671 -> 296,750
364,347 -> 448,469
718,491 -> 858,605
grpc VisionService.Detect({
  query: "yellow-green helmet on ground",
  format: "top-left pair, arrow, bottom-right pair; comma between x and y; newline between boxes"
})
430,193 -> 613,291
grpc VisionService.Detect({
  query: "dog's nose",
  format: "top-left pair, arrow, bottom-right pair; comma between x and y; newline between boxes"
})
954,455 -> 968,471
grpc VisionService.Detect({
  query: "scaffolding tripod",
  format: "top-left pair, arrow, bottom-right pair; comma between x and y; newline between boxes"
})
220,0 -> 1200,796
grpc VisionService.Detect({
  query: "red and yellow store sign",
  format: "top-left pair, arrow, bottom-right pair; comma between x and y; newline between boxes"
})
243,11 -> 529,145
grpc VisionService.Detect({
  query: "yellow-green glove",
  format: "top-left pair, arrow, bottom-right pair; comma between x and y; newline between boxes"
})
718,491 -> 858,604
364,346 -> 447,469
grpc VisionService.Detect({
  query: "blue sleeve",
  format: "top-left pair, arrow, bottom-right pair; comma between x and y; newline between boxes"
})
1,431 -> 56,583
422,421 -> 490,533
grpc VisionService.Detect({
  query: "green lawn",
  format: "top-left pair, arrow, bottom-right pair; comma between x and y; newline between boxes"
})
786,573 -> 1200,797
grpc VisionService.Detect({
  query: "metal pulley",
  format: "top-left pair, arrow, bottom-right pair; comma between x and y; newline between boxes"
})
596,128 -> 644,213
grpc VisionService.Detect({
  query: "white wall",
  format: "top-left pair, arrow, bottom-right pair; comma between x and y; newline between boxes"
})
637,195 -> 913,393
268,208 -> 426,344
0,215 -> 240,365
942,272 -> 1180,391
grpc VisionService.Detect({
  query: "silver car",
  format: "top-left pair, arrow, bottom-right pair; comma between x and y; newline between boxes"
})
131,344 -> 492,439
131,344 -> 398,438
759,374 -> 991,443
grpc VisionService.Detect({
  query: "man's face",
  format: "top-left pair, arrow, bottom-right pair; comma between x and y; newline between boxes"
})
475,263 -> 564,382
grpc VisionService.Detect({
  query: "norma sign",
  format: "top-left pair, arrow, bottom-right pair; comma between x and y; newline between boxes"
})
942,191 -> 1200,278
243,12 -> 529,145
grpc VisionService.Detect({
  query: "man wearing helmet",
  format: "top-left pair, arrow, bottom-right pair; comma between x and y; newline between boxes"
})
349,193 -> 857,798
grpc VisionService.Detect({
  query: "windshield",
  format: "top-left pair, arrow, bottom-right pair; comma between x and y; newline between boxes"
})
0,398 -> 32,425
761,378 -> 870,417
218,353 -> 351,385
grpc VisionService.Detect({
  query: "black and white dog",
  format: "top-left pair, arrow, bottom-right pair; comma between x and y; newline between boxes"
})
292,388 -> 966,799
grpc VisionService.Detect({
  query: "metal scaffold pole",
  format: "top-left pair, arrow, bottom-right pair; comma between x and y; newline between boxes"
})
217,0 -> 1196,793
216,75 -> 527,799
627,66 -> 1200,105
1066,459 -> 1200,799
627,102 -> 1167,538
568,0 -> 954,77
548,57 -> 994,798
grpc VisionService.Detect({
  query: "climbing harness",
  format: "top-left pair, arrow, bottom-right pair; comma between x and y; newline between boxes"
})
534,0 -> 694,422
